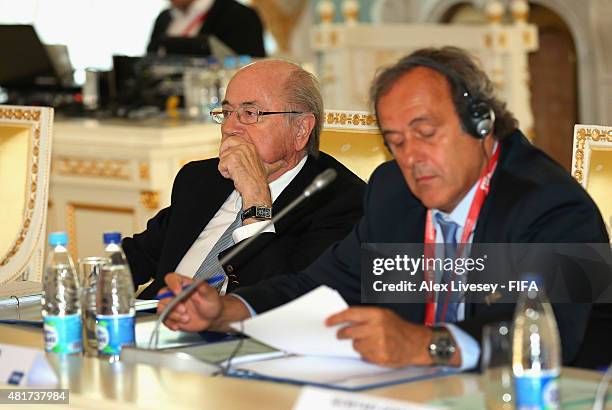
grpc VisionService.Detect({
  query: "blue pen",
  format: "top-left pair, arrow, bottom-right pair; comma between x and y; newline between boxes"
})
155,274 -> 226,300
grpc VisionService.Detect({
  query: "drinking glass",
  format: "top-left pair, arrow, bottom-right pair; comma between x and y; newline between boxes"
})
482,321 -> 515,410
78,257 -> 108,356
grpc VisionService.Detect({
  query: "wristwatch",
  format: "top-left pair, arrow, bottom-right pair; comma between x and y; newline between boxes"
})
428,326 -> 457,366
241,205 -> 272,221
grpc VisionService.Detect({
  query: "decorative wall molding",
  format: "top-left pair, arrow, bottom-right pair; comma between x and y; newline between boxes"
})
54,156 -> 131,180
65,202 -> 135,258
138,162 -> 150,181
139,190 -> 160,211
323,110 -> 378,130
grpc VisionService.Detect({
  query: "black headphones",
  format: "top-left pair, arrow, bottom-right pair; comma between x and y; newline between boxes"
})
405,56 -> 495,139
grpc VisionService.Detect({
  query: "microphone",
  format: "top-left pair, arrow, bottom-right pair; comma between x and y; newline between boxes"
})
303,168 -> 337,197
147,168 -> 338,349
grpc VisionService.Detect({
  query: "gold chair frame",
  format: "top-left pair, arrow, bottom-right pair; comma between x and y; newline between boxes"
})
0,106 -> 54,286
320,109 -> 391,181
571,124 -> 612,241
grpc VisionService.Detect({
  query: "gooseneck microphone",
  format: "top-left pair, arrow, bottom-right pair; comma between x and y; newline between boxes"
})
148,168 -> 338,349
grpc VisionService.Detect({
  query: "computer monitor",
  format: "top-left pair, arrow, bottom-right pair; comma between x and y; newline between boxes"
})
0,25 -> 59,87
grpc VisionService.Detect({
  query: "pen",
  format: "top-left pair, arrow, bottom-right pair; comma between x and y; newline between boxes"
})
155,274 -> 226,300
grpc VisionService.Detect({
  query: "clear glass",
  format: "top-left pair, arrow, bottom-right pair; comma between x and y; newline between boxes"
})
78,256 -> 107,288
482,321 -> 515,410
183,67 -> 218,121
78,257 -> 108,357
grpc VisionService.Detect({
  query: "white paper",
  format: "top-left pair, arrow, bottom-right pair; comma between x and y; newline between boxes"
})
230,286 -> 359,358
0,344 -> 58,387
293,386 -> 443,410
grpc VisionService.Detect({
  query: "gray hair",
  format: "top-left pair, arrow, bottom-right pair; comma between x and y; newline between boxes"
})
370,46 -> 518,140
284,68 -> 323,157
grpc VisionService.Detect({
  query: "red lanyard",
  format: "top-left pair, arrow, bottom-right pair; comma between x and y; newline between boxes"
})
181,11 -> 209,37
423,144 -> 500,326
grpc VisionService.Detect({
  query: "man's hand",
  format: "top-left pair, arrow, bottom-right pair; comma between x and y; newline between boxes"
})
156,273 -> 223,332
326,307 -> 460,368
156,273 -> 252,333
218,136 -> 285,210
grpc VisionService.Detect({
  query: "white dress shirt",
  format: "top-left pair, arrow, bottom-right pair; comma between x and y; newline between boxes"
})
167,0 -> 213,37
175,156 -> 308,278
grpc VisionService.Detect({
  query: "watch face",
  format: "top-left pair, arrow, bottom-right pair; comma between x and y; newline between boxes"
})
256,207 -> 272,219
242,206 -> 272,221
429,328 -> 456,365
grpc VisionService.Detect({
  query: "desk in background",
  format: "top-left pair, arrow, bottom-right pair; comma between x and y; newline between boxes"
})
47,119 -> 220,260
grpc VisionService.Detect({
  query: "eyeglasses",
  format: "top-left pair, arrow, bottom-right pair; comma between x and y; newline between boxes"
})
210,106 -> 305,125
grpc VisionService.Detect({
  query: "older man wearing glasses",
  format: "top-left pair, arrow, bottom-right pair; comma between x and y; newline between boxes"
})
123,60 -> 365,299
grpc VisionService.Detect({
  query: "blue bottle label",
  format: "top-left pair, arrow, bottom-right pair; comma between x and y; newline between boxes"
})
515,372 -> 560,410
43,314 -> 83,354
96,314 -> 135,355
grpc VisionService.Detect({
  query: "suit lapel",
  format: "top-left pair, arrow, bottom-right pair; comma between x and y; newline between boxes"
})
158,163 -> 234,276
270,156 -> 317,231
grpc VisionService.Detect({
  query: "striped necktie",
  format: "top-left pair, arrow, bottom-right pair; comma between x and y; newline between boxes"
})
435,213 -> 460,323
193,212 -> 242,288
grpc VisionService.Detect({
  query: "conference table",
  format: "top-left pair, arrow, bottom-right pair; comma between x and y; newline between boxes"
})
0,315 -> 608,410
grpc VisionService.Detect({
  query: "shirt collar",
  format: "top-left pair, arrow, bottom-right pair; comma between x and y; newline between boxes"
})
433,141 -> 499,227
269,155 -> 308,202
433,180 -> 479,228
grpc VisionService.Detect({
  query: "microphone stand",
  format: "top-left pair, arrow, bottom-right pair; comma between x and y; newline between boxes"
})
147,169 -> 338,349
593,361 -> 612,410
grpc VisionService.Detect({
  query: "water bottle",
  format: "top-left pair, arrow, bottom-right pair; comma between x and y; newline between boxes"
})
96,232 -> 135,361
41,232 -> 82,355
512,275 -> 561,410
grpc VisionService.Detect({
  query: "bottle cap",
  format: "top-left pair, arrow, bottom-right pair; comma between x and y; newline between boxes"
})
223,56 -> 237,69
520,273 -> 544,287
238,55 -> 251,67
103,232 -> 122,245
49,231 -> 68,246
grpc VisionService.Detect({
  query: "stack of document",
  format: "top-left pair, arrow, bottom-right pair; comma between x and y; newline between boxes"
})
228,286 -> 455,391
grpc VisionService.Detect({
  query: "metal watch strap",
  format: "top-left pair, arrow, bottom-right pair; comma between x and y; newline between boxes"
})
428,326 -> 457,365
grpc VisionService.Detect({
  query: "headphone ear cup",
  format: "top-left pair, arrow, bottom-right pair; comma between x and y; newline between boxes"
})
476,117 -> 494,138
468,102 -> 494,139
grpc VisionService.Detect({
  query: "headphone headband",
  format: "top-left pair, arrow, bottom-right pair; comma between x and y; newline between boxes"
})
403,56 -> 495,139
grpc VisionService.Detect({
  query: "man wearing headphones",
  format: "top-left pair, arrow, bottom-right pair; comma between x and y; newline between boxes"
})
159,47 -> 609,370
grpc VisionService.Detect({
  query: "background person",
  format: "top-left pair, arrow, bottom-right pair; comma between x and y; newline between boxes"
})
147,0 -> 266,57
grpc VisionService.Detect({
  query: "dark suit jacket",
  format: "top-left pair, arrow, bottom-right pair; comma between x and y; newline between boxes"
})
236,130 -> 610,366
147,0 -> 266,57
123,152 -> 365,300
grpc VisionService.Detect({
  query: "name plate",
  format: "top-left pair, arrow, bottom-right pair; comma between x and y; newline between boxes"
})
0,344 -> 58,387
293,387 -> 442,410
